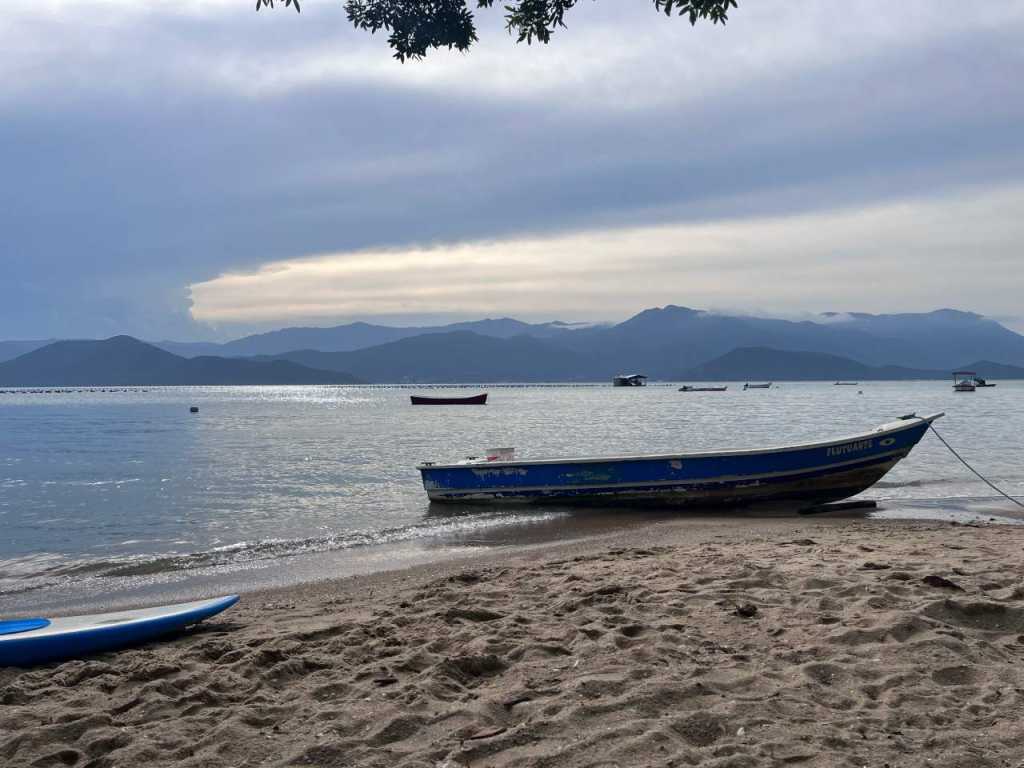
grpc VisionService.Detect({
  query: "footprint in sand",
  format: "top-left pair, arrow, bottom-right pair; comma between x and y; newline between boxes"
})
931,665 -> 984,686
922,600 -> 1024,633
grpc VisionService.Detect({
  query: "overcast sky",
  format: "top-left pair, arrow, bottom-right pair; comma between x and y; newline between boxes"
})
3,0 -> 1023,340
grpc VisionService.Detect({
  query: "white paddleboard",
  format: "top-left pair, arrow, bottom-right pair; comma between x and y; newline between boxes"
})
0,595 -> 239,667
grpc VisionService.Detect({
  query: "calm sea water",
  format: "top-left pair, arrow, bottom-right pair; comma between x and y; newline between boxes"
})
2,382 -> 1022,611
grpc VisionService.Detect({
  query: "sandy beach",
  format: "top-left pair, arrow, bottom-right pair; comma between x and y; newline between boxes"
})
3,515 -> 1024,767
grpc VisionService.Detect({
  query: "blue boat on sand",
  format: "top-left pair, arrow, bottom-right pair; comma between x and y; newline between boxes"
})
418,413 -> 943,508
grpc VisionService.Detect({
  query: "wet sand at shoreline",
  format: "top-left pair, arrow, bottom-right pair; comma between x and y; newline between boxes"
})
9,497 -> 1022,619
3,515 -> 1024,767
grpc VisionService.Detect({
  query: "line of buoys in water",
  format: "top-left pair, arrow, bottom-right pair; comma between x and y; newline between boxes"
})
0,388 -> 151,394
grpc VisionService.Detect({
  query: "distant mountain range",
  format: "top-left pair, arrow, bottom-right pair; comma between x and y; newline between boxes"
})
3,335 -> 1020,387
2,306 -> 1024,384
252,336 -> 1022,383
258,331 -> 598,383
154,317 -> 584,358
556,306 -> 1024,374
0,337 -> 362,386
145,307 -> 1024,371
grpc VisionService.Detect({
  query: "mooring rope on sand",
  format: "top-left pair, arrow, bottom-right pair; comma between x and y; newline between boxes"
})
928,423 -> 1024,509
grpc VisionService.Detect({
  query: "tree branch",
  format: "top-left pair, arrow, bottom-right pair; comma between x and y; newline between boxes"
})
259,0 -> 739,60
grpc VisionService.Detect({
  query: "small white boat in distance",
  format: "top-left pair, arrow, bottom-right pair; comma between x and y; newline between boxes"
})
952,371 -> 976,392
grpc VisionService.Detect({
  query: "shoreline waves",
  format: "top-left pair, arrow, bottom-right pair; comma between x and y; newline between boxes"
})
4,496 -> 1023,617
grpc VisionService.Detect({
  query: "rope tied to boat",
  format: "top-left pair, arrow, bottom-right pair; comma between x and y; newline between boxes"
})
928,423 -> 1024,510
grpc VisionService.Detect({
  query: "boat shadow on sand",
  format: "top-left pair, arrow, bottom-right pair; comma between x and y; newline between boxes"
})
421,500 -> 877,549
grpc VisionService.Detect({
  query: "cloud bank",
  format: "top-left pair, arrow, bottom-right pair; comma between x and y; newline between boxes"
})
2,1 -> 1023,338
190,183 -> 1024,326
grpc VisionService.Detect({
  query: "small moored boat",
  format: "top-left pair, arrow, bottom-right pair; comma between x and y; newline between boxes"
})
743,382 -> 772,390
679,385 -> 728,392
952,372 -> 976,392
418,413 -> 943,508
411,393 -> 488,405
834,382 -> 858,386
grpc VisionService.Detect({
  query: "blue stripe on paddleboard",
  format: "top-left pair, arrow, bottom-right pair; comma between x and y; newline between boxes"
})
0,618 -> 51,636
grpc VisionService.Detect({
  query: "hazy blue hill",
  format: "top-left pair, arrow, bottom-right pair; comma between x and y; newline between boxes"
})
437,317 -> 573,339
0,336 -> 182,385
0,336 -> 361,386
559,305 -> 917,376
679,347 -> 942,381
265,331 -> 599,383
218,322 -> 412,356
151,340 -> 227,357
180,356 -> 363,385
0,339 -> 54,363
819,309 -> 1024,368
212,317 -> 573,357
